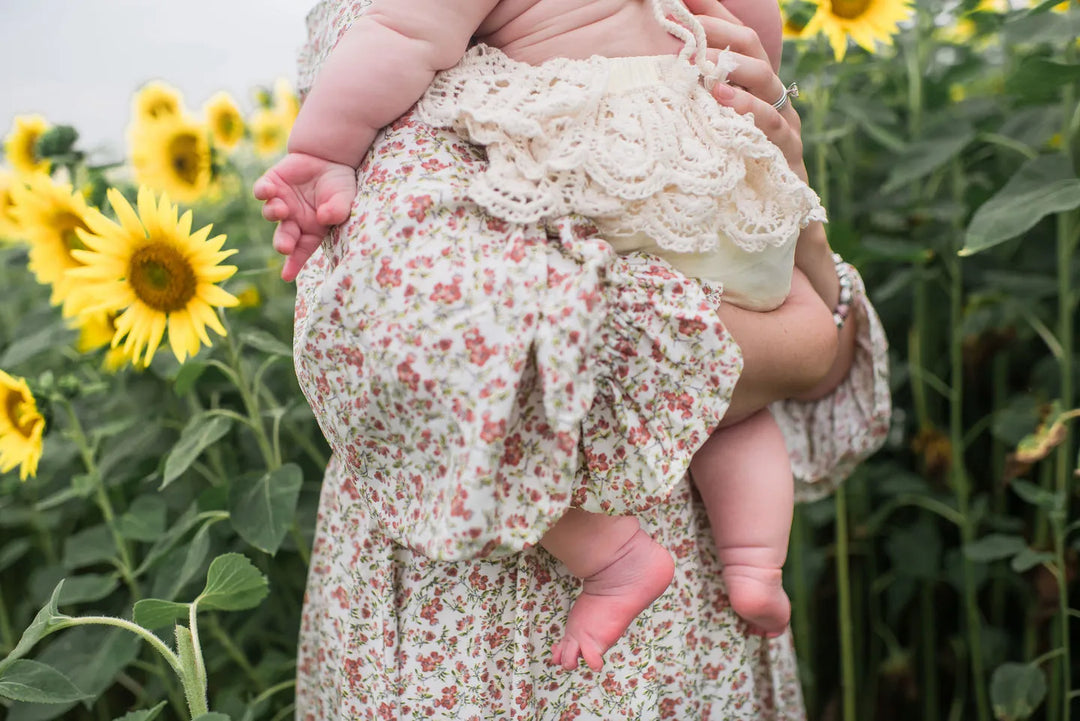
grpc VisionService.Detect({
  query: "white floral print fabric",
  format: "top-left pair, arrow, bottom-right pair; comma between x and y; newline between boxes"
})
292,2 -> 891,719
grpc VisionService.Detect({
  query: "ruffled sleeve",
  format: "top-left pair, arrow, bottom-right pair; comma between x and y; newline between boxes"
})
292,114 -> 741,561
771,262 -> 892,503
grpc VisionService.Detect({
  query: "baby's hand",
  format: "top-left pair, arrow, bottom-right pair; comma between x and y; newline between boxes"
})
253,152 -> 357,281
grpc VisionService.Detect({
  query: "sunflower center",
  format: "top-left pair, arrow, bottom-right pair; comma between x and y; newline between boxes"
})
128,242 -> 197,313
169,133 -> 203,186
3,391 -> 36,439
216,114 -> 238,138
831,0 -> 872,19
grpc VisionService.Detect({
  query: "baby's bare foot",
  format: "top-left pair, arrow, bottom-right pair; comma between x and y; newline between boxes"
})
723,564 -> 791,637
551,529 -> 674,671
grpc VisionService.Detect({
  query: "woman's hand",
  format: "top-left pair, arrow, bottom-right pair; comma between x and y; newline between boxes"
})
688,0 -> 857,398
689,0 -> 840,305
685,0 -> 808,184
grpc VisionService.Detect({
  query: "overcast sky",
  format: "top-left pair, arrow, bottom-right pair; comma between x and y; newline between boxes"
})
0,0 -> 311,163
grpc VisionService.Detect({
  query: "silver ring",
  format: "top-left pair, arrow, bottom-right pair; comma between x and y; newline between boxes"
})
771,81 -> 799,111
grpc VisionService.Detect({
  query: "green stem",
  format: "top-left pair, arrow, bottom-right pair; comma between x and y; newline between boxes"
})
61,616 -> 181,672
835,484 -> 856,721
921,584 -> 940,721
0,583 -> 15,653
949,254 -> 990,721
59,399 -> 140,599
188,604 -> 209,711
223,323 -> 278,471
251,679 -> 296,707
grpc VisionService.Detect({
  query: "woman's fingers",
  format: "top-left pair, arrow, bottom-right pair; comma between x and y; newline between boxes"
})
690,5 -> 771,68
719,52 -> 787,107
712,82 -> 807,181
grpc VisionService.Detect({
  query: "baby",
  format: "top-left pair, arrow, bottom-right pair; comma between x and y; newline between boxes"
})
256,0 -> 827,672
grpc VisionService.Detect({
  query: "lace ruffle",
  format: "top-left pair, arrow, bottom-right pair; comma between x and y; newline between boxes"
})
416,45 -> 826,255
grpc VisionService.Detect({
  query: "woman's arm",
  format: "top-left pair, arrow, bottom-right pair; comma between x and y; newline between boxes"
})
690,0 -> 858,404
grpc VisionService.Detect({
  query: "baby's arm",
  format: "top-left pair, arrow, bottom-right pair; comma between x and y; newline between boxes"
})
255,0 -> 500,280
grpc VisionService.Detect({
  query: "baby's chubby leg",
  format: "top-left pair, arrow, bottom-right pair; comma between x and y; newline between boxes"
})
540,510 -> 675,671
690,408 -> 793,636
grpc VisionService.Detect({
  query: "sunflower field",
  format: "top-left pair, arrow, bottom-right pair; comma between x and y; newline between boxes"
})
1,0 -> 1079,719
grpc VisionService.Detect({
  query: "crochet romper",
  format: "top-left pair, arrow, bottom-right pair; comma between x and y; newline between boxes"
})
416,0 -> 826,311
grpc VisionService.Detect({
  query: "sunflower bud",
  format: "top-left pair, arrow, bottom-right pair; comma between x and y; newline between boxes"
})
35,125 -> 79,160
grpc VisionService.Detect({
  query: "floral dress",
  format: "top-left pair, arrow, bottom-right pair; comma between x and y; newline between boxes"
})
291,3 -> 892,719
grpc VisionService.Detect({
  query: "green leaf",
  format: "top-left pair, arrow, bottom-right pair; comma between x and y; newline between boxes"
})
963,534 -> 1027,563
240,329 -> 292,357
884,518 -> 942,580
172,361 -> 208,397
195,553 -> 269,612
0,582 -> 68,674
962,155 -> 1080,256
1005,57 -> 1080,103
117,495 -> 168,542
228,464 -> 303,555
1010,548 -> 1055,573
161,414 -> 233,489
7,626 -> 142,721
0,537 -> 32,572
0,322 -> 74,367
882,126 -> 975,193
111,701 -> 167,721
192,714 -> 232,721
132,599 -> 190,630
155,519 -> 214,601
991,662 -> 1047,721
0,660 -> 88,704
1010,479 -> 1062,510
62,524 -> 115,570
57,574 -> 119,605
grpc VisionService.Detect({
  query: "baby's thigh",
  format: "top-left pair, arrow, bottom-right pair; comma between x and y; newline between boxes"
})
722,269 -> 836,422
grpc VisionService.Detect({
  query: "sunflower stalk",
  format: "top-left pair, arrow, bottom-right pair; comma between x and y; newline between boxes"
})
947,156 -> 989,721
57,396 -> 140,599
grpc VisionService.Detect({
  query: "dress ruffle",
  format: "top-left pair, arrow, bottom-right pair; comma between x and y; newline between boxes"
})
417,45 -> 826,255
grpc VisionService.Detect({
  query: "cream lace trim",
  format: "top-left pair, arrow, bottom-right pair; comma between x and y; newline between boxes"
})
416,44 -> 825,254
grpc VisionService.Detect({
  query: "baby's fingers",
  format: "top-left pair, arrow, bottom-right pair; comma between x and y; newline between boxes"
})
262,197 -> 290,222
316,190 -> 354,227
272,219 -> 301,257
280,232 -> 325,282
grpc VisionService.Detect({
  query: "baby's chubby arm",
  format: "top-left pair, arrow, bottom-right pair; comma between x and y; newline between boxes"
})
255,0 -> 499,280
290,0 -> 500,166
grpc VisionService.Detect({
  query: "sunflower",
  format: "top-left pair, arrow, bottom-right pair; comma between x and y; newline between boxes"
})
272,78 -> 300,129
203,91 -> 245,151
128,114 -> 212,204
0,170 -> 24,242
10,173 -> 96,311
68,187 -> 239,366
4,115 -> 52,177
249,107 -> 290,157
133,81 -> 185,124
72,311 -> 135,372
804,0 -> 914,60
0,370 -> 45,481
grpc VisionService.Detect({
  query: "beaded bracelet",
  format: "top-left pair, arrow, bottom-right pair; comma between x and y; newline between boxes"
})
832,252 -> 854,330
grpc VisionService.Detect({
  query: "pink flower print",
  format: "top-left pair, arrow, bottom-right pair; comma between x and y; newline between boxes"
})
375,258 -> 402,287
677,317 -> 707,336
479,413 -> 507,443
397,355 -> 420,392
463,328 -> 497,366
430,276 -> 463,304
